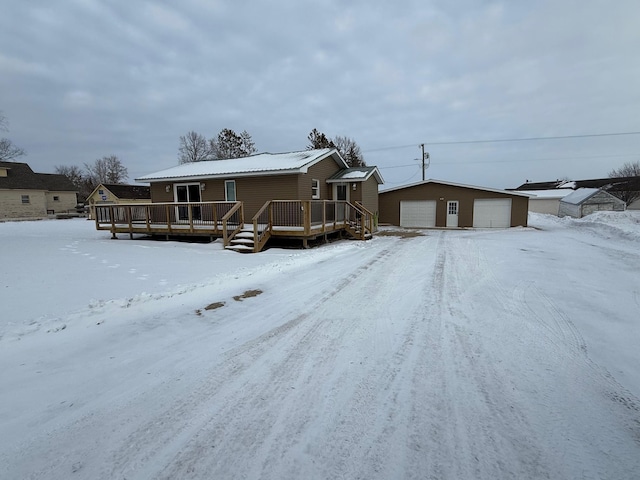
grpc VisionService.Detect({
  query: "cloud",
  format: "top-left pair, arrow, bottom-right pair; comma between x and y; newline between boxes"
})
1,0 -> 639,189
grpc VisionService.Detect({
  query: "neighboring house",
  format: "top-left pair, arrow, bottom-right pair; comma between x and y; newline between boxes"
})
379,179 -> 529,228
558,188 -> 626,218
521,189 -> 573,215
86,183 -> 151,219
514,176 -> 640,211
135,149 -> 383,219
0,161 -> 78,220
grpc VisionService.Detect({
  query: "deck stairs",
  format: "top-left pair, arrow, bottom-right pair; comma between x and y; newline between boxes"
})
345,221 -> 373,241
224,229 -> 256,253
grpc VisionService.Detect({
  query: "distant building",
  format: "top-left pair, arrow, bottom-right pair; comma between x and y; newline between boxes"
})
558,188 -> 626,218
0,161 -> 78,220
513,176 -> 640,211
86,183 -> 151,219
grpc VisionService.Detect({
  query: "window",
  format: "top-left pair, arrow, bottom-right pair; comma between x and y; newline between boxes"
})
225,180 -> 236,201
53,196 -> 60,202
21,195 -> 30,204
98,189 -> 104,195
311,179 -> 320,199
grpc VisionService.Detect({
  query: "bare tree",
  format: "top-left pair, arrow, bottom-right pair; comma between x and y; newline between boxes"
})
307,129 -> 366,167
333,135 -> 366,167
55,165 -> 93,199
609,160 -> 640,178
178,131 -> 212,164
211,128 -> 257,159
85,155 -> 128,186
608,160 -> 640,206
0,111 -> 26,161
0,138 -> 26,162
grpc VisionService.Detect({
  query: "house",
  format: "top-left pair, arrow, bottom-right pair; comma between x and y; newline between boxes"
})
135,149 -> 382,218
0,161 -> 78,220
86,183 -> 151,219
558,188 -> 626,218
514,176 -> 640,211
94,149 -> 384,252
378,179 -> 529,228
520,189 -> 573,215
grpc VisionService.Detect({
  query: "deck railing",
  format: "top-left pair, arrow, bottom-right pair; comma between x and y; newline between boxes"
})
94,200 -> 372,251
249,200 -> 372,251
94,201 -> 243,238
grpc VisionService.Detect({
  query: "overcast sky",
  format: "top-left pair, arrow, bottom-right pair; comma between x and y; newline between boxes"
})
1,1 -> 639,189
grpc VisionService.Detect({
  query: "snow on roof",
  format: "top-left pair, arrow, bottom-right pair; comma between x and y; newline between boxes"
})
523,189 -> 575,199
341,170 -> 369,179
326,166 -> 384,184
560,188 -> 601,204
136,149 -> 343,182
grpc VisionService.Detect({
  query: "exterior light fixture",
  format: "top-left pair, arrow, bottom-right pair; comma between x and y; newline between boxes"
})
352,183 -> 357,190
200,183 -> 206,191
165,185 -> 171,193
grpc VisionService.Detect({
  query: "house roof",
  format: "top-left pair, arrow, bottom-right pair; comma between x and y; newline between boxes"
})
514,176 -> 640,191
326,166 -> 384,184
0,161 -> 76,192
560,188 -> 625,205
98,183 -> 151,200
379,179 -> 531,197
37,173 -> 77,192
520,189 -> 574,199
136,148 -> 348,182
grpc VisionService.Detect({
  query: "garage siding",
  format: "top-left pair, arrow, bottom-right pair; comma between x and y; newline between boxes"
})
379,181 -> 529,228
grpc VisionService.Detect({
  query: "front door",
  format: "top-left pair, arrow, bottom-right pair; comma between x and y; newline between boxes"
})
335,183 -> 349,202
333,184 -> 349,222
446,200 -> 459,227
175,183 -> 201,221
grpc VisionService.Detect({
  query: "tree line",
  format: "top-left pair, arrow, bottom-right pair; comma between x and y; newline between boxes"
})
55,156 -> 128,201
178,128 -> 366,167
8,104 -> 638,205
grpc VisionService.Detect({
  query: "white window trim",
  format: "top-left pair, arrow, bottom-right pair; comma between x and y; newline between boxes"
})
225,180 -> 236,201
311,179 -> 320,199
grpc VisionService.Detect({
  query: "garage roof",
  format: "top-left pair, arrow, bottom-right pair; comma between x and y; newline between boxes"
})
379,179 -> 530,197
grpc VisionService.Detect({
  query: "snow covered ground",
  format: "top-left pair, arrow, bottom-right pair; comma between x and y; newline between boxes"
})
1,212 -> 639,479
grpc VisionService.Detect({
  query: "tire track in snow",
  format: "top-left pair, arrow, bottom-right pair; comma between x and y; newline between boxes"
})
401,232 -> 556,479
102,241 -> 404,479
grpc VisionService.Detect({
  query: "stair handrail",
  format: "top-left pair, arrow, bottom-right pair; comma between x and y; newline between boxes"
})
252,200 -> 273,253
344,202 -> 369,240
221,201 -> 244,247
355,201 -> 376,233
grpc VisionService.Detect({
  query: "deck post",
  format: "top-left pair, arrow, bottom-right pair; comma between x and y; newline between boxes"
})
165,204 -> 172,233
303,201 -> 311,235
145,205 -> 151,233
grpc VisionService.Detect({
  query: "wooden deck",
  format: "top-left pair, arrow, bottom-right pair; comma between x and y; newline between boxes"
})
94,200 -> 374,252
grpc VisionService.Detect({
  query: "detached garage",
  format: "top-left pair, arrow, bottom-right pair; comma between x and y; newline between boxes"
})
379,179 -> 529,228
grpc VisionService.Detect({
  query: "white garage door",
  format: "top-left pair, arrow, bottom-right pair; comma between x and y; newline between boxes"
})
473,199 -> 512,228
400,200 -> 436,228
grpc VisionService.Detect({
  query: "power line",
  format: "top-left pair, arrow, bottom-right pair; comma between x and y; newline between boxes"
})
364,130 -> 640,153
376,152 -> 640,170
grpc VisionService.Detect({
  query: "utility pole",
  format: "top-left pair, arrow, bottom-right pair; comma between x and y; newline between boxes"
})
419,144 -> 430,181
